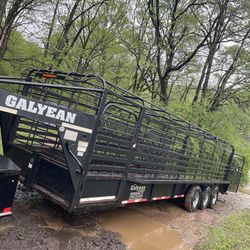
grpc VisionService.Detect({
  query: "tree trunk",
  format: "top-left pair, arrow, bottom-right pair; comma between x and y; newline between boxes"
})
201,47 -> 216,100
53,0 -> 106,66
181,78 -> 193,103
209,27 -> 250,111
76,53 -> 83,72
209,92 -> 221,111
43,0 -> 60,59
159,76 -> 169,103
200,0 -> 229,101
192,58 -> 208,104
0,27 -> 11,60
53,0 -> 81,64
0,0 -> 24,61
131,62 -> 141,92
0,0 -> 7,27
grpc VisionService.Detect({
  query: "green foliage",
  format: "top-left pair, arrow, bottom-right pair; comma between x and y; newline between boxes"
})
196,210 -> 250,250
0,32 -> 42,76
167,101 -> 250,185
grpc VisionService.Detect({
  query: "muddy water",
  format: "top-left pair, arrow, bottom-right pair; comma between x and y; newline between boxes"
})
0,190 -> 125,250
1,188 -> 250,250
98,207 -> 190,250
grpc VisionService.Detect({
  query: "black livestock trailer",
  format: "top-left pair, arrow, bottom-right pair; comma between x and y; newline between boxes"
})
0,68 -> 244,215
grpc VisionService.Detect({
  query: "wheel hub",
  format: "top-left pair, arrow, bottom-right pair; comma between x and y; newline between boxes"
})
193,191 -> 200,207
203,192 -> 209,205
212,191 -> 217,204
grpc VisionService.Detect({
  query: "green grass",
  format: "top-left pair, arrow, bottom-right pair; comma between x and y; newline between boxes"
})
196,210 -> 250,250
240,187 -> 250,195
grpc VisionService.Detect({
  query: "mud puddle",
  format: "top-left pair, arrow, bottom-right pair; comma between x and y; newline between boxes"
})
98,207 -> 190,250
1,186 -> 249,249
0,188 -> 125,250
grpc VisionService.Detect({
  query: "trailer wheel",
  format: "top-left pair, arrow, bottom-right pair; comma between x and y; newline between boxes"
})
208,186 -> 219,209
184,185 -> 202,212
200,186 -> 211,210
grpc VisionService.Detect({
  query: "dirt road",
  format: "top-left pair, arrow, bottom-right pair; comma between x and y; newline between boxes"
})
0,186 -> 249,250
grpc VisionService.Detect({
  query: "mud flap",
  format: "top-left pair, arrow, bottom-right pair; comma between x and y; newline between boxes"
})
228,154 -> 244,192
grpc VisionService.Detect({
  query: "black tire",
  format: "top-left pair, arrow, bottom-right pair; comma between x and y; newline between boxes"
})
208,186 -> 219,209
184,185 -> 202,212
199,186 -> 211,210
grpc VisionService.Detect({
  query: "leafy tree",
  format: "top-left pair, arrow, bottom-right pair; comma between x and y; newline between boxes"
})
0,0 -> 44,60
0,31 -> 42,75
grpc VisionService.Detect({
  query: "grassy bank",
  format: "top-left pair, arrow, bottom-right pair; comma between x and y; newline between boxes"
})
196,210 -> 250,250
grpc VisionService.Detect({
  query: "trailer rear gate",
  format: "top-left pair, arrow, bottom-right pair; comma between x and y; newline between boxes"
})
0,68 -> 244,212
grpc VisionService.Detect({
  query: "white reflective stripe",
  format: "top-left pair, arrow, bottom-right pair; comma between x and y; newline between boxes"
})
122,198 -> 148,204
61,122 -> 93,133
152,196 -> 171,200
80,196 -> 116,203
174,194 -> 184,198
0,106 -> 17,114
0,211 -> 12,217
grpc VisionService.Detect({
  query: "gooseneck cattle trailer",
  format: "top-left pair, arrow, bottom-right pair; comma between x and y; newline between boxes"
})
0,68 -> 244,214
